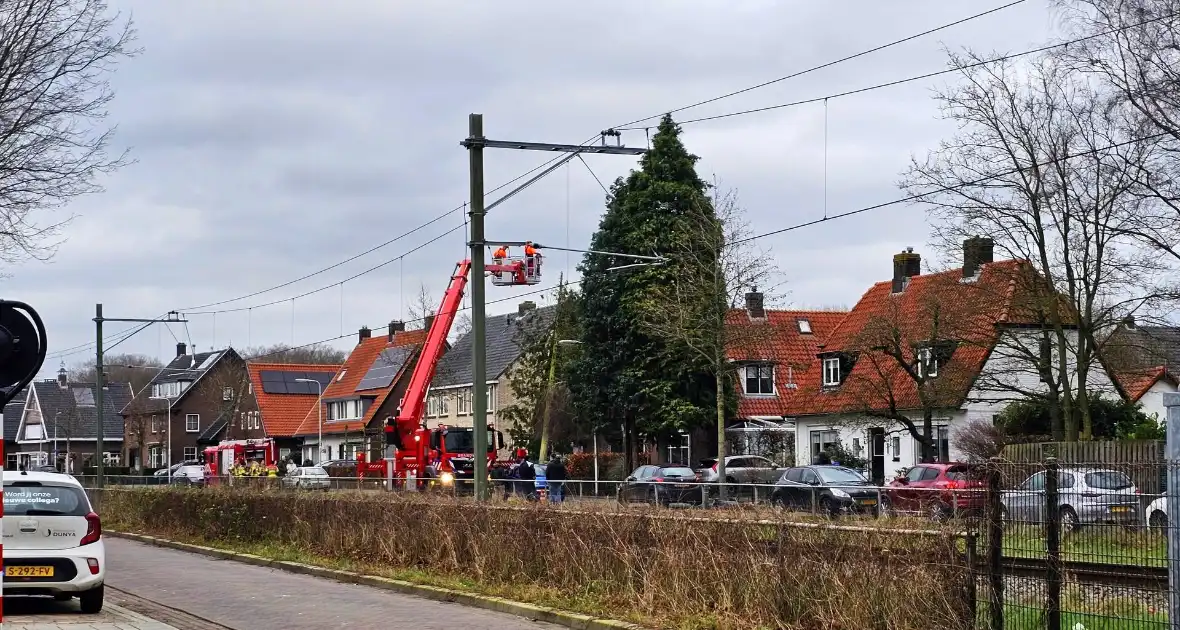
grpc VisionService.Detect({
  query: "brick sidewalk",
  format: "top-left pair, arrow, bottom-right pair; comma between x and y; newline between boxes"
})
4,599 -> 178,630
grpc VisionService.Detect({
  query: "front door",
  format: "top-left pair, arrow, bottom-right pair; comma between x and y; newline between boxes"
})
869,428 -> 886,485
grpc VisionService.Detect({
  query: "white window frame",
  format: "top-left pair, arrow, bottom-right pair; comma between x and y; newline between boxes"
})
223,386 -> 234,401
185,413 -> 200,433
328,400 -> 362,422
742,364 -> 775,396
457,389 -> 471,415
486,385 -> 495,413
917,347 -> 938,378
822,357 -> 841,386
183,447 -> 198,462
151,415 -> 158,434
797,319 -> 812,334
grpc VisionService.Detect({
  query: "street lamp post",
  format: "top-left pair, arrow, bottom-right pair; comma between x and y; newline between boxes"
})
295,379 -> 324,465
149,395 -> 175,483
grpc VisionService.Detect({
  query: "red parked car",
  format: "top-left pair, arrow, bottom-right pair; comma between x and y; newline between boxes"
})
882,463 -> 985,520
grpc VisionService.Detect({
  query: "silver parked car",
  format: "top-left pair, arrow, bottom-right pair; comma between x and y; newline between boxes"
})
699,456 -> 785,485
1001,468 -> 1140,531
282,466 -> 331,491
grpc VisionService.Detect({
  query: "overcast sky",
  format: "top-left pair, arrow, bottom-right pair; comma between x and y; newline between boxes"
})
8,0 -> 1059,377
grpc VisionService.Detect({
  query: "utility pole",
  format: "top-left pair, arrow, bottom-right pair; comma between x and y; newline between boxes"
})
93,305 -> 185,487
461,115 -> 645,501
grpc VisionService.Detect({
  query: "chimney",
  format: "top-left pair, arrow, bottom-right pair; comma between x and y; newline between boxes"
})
388,320 -> 405,341
176,342 -> 187,358
57,364 -> 68,389
518,301 -> 537,315
745,288 -> 765,319
424,313 -> 435,331
891,247 -> 921,293
962,236 -> 995,279
358,326 -> 372,344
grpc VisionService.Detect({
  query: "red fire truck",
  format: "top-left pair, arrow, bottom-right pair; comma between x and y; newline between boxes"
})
203,438 -> 279,485
361,248 -> 540,489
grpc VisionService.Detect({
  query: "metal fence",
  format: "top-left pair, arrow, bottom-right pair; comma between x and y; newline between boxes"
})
77,457 -> 1178,629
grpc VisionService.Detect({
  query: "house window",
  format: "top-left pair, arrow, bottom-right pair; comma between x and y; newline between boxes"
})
891,436 -> 901,462
248,382 -> 253,394
336,370 -> 347,382
743,364 -> 774,396
151,415 -> 158,434
810,430 -> 839,462
328,400 -> 362,421
223,387 -> 234,401
186,414 -> 199,432
486,385 -> 495,413
797,319 -> 812,334
822,357 -> 841,386
183,447 -> 197,462
5,453 -> 15,471
917,347 -> 938,378
457,389 -> 471,415
148,446 -> 162,467
252,411 -> 261,430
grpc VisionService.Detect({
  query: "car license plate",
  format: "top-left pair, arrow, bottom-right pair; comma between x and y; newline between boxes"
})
1110,506 -> 1130,513
674,483 -> 692,488
6,566 -> 53,578
859,499 -> 878,506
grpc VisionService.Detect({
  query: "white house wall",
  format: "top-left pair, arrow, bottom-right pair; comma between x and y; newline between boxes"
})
1136,379 -> 1175,422
965,328 -> 1119,422
792,412 -> 968,480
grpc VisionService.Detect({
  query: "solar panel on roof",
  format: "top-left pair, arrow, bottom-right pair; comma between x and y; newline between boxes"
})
259,370 -> 333,395
355,346 -> 414,392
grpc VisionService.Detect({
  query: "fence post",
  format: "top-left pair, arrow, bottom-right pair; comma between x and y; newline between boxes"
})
985,456 -> 1004,630
1044,457 -> 1061,630
966,530 -> 978,626
1162,392 -> 1180,629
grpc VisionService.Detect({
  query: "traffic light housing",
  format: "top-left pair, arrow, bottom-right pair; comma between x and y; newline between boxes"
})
0,301 -> 46,407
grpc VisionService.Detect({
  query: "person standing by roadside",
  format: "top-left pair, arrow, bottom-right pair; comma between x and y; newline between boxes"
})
546,455 -> 567,504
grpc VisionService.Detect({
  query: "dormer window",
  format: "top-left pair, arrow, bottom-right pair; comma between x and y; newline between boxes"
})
743,364 -> 774,396
823,357 -> 842,386
797,319 -> 812,334
917,347 -> 939,378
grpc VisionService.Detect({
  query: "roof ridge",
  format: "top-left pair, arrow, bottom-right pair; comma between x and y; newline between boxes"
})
248,362 -> 342,370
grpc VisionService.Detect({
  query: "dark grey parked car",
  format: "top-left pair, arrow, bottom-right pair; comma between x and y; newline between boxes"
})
770,465 -> 881,516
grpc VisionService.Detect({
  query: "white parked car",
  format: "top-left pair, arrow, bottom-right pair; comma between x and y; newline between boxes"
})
2,470 -> 105,612
282,466 -> 331,491
1146,496 -> 1167,528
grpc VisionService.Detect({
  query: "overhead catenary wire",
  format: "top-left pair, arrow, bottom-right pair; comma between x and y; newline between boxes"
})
617,9 -> 1177,130
53,4 -> 1038,365
734,129 -> 1174,246
609,0 -> 1030,130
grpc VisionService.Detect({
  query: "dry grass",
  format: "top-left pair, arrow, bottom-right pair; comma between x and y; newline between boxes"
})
96,488 -> 972,630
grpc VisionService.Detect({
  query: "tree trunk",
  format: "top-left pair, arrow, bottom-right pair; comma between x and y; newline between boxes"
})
715,365 -> 727,501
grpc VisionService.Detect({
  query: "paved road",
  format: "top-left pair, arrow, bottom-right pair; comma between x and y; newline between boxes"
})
103,537 -> 561,630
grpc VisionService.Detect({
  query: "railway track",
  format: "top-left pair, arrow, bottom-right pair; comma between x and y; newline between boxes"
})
997,556 -> 1168,590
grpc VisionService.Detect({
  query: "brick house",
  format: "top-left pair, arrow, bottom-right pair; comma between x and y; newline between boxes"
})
786,238 -> 1118,482
245,361 -> 341,464
427,301 -> 555,452
724,290 -> 847,465
312,322 -> 426,465
121,343 -> 254,470
13,366 -> 132,472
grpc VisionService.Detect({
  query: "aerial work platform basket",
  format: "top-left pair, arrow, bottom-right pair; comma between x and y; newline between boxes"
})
489,254 -> 542,286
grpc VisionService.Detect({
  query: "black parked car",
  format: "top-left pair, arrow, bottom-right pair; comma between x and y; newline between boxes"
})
618,465 -> 704,506
770,465 -> 881,516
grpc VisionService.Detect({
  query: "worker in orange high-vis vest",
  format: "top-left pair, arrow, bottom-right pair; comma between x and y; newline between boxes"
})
523,242 -> 539,280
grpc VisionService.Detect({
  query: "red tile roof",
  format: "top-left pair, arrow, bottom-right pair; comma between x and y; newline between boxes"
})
790,260 -> 1044,416
1115,366 -> 1177,402
316,330 -> 427,435
247,362 -> 342,438
726,309 -> 847,417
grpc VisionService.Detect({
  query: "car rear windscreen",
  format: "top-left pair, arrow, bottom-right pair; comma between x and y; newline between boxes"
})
660,467 -> 696,477
1084,471 -> 1134,490
3,483 -> 90,516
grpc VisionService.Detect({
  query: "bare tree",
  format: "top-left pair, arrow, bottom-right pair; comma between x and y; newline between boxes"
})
953,418 -> 1009,462
0,0 -> 136,264
407,283 -> 435,331
70,353 -> 161,393
636,189 -> 783,498
900,52 -> 1175,441
243,343 -> 346,365
843,272 -> 988,462
197,364 -> 253,442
